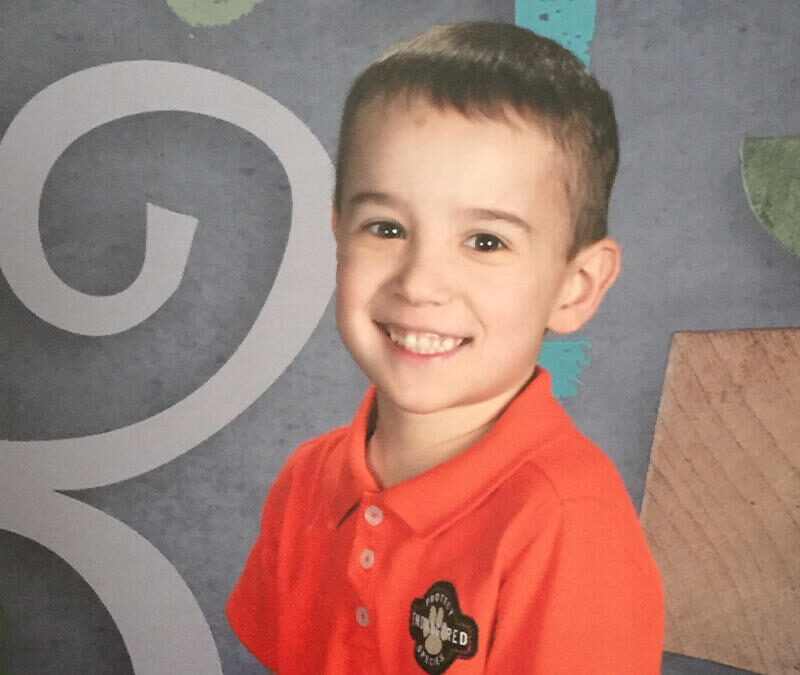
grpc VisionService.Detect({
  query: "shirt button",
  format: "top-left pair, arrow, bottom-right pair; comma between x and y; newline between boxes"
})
355,606 -> 370,627
364,505 -> 383,526
360,548 -> 375,569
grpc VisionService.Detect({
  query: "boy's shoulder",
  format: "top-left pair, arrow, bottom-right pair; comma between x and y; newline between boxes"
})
254,423 -> 353,530
276,422 -> 351,484
293,423 -> 350,460
527,419 -> 633,507
516,420 -> 656,573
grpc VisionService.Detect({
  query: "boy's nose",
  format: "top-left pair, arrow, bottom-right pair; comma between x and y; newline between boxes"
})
392,243 -> 452,306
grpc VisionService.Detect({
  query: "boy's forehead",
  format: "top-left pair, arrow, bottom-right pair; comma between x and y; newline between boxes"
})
345,93 -> 573,204
347,93 -> 569,181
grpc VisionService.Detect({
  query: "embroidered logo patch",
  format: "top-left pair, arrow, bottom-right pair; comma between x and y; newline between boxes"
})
409,581 -> 478,674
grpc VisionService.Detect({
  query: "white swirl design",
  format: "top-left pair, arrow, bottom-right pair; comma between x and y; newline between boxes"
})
0,61 -> 335,673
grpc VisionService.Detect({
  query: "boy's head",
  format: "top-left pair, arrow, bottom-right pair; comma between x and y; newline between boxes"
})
331,22 -> 621,417
334,21 -> 619,260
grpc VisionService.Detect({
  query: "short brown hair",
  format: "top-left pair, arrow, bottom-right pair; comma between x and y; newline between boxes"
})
334,21 -> 619,259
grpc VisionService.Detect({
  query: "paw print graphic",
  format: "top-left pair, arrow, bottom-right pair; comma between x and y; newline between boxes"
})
410,582 -> 478,673
423,605 -> 448,656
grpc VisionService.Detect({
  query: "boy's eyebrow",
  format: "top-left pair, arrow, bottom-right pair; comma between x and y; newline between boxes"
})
460,207 -> 533,232
346,191 -> 402,209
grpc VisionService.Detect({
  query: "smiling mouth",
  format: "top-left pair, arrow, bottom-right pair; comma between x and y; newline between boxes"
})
378,323 -> 471,355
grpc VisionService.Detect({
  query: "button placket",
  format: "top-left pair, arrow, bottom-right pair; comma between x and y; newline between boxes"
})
364,504 -> 383,526
359,547 -> 375,569
355,606 -> 370,627
350,501 -> 385,633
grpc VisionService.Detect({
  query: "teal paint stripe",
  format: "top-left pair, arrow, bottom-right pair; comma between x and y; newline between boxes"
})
538,339 -> 592,399
514,0 -> 597,65
517,1 -> 598,399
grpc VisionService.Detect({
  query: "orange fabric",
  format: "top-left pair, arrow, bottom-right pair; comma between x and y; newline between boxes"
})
227,369 -> 664,674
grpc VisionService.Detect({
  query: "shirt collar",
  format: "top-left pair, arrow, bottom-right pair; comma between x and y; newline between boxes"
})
327,368 -> 570,536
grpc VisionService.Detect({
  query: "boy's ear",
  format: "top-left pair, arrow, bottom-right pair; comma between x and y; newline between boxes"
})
547,238 -> 621,334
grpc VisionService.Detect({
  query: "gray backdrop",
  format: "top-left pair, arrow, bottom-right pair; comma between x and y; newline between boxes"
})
0,1 -> 798,673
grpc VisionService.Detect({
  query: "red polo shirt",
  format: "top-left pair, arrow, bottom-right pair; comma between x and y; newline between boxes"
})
227,369 -> 663,674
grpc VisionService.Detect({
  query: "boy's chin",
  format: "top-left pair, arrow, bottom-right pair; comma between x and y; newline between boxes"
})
375,384 -> 467,417
373,380 -> 508,418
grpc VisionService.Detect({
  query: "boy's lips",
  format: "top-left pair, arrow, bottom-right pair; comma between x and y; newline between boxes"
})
376,322 -> 471,356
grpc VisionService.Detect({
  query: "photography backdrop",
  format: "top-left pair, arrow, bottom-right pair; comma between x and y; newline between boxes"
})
0,1 -> 798,673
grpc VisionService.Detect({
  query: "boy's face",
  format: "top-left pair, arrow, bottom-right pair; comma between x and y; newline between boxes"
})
333,96 -> 577,416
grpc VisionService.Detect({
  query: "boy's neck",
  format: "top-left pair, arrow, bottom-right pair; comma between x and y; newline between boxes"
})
366,382 -> 529,489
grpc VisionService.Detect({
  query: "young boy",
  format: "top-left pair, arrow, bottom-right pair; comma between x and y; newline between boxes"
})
228,21 -> 663,674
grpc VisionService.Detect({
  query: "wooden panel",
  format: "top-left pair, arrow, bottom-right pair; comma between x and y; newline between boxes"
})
640,329 -> 800,675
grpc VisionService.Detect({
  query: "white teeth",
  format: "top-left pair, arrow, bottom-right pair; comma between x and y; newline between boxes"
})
385,326 -> 465,355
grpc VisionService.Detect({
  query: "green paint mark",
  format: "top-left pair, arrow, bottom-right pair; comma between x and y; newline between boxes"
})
515,0 -> 597,65
538,339 -> 591,399
166,0 -> 263,27
741,135 -> 800,258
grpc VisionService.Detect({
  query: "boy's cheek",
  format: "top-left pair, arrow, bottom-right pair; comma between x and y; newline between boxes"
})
334,245 -> 365,275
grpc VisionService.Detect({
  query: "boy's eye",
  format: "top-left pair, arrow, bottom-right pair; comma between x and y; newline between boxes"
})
368,221 -> 405,238
465,233 -> 504,252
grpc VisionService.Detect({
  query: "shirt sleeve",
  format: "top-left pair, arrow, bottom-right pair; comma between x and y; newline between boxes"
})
485,498 -> 664,674
226,460 -> 297,670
